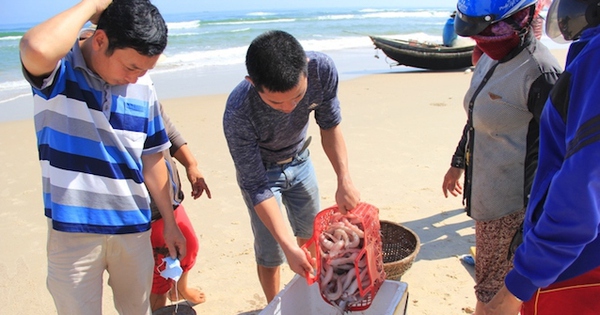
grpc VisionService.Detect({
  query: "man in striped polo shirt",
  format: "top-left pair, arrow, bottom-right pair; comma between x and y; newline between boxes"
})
19,0 -> 186,314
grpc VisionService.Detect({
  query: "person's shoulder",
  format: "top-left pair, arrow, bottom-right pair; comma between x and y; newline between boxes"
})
225,79 -> 254,113
227,79 -> 252,100
568,38 -> 600,73
135,73 -> 154,86
524,38 -> 562,71
307,51 -> 334,64
307,51 -> 337,76
581,29 -> 600,53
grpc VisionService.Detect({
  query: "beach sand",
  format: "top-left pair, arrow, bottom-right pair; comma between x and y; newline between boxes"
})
0,49 -> 567,315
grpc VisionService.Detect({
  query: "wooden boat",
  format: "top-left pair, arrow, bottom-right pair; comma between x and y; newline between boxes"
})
370,35 -> 475,70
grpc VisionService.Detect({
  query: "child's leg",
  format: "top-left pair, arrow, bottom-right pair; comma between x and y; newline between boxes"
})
166,205 -> 205,304
169,271 -> 206,305
150,292 -> 168,312
149,216 -> 171,311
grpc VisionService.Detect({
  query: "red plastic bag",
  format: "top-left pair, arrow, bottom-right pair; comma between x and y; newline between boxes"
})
303,202 -> 385,312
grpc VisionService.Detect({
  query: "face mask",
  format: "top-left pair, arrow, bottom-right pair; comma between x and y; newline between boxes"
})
472,34 -> 520,60
470,8 -> 530,60
159,257 -> 183,281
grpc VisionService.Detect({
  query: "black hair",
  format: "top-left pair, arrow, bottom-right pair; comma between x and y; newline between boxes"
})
96,0 -> 167,56
245,30 -> 307,92
585,0 -> 600,30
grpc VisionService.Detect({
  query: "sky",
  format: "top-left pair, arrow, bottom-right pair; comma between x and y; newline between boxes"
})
0,0 -> 455,26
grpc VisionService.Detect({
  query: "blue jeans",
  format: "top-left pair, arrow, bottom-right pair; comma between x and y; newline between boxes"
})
241,149 -> 320,267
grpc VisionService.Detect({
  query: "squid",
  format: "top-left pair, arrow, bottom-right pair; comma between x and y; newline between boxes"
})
317,214 -> 371,311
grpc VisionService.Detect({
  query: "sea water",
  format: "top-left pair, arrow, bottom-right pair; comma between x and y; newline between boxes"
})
0,8 -> 454,106
0,6 -> 566,121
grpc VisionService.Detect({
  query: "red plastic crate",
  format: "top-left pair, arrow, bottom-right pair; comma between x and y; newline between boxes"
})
303,202 -> 386,311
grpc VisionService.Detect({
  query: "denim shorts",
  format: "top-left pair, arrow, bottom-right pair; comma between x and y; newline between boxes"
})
241,149 -> 320,267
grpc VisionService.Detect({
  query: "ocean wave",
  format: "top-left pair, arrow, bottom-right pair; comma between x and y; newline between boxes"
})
0,79 -> 30,105
167,27 -> 250,39
0,92 -> 30,105
209,18 -> 296,26
361,11 -> 451,19
301,36 -> 373,51
154,35 -> 384,74
358,8 -> 387,13
316,14 -> 357,21
246,12 -> 277,16
0,79 -> 29,92
168,32 -> 205,37
166,20 -> 200,30
230,28 -> 251,33
162,9 -> 451,31
154,46 -> 248,73
0,35 -> 21,41
312,10 -> 451,22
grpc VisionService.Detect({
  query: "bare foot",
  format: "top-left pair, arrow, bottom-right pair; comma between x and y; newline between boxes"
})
168,287 -> 206,305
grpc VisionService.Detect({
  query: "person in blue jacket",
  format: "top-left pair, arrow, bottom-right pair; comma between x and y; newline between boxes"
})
442,11 -> 457,47
483,0 -> 600,314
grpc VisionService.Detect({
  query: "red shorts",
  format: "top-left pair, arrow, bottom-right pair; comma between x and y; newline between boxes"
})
151,205 -> 199,294
521,265 -> 600,315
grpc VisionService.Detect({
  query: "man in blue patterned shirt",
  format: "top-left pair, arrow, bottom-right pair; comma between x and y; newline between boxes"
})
223,30 -> 361,302
20,0 -> 185,314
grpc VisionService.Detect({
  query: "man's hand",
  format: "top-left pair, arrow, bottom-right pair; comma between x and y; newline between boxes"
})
20,0 -> 113,78
335,176 -> 360,214
482,285 -> 523,315
162,220 -> 187,259
186,167 -> 212,200
87,0 -> 113,24
170,143 -> 211,200
142,152 -> 187,259
283,245 -> 314,277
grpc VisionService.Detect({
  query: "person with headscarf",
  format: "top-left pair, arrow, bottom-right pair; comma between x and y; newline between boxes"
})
470,0 -> 550,65
442,1 -> 562,314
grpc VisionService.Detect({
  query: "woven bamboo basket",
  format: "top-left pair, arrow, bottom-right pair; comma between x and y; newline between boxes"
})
380,220 -> 421,281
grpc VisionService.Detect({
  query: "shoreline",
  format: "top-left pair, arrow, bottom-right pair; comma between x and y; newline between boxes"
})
1,42 -> 569,124
0,45 -> 433,123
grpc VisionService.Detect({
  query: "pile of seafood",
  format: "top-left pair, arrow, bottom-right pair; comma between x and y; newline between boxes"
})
317,212 -> 371,310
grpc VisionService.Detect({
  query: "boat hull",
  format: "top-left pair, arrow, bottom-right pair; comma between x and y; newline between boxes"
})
370,36 -> 474,71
